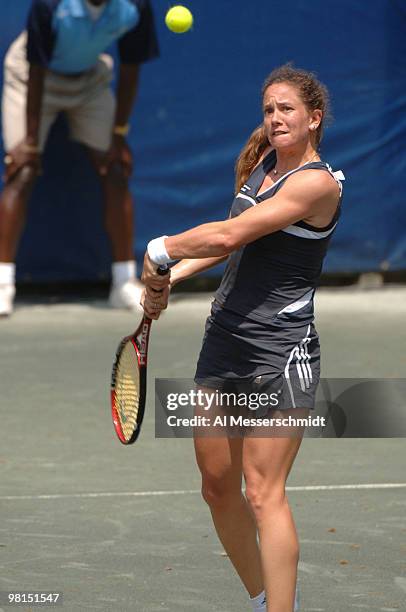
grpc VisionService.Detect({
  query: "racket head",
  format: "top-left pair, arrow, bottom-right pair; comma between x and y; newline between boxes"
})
111,317 -> 152,444
110,265 -> 169,445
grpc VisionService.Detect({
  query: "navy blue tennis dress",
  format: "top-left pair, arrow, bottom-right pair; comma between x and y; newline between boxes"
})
194,150 -> 344,410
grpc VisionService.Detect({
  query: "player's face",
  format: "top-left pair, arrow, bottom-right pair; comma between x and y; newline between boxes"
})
262,82 -> 317,150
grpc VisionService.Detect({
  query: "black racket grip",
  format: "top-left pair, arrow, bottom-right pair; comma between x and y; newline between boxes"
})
151,265 -> 169,295
157,265 -> 169,276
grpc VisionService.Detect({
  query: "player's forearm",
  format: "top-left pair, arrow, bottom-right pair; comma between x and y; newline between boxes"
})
165,221 -> 236,260
114,64 -> 140,128
26,64 -> 45,145
170,255 -> 228,286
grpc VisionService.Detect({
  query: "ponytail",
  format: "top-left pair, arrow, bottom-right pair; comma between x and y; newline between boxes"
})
234,124 -> 269,193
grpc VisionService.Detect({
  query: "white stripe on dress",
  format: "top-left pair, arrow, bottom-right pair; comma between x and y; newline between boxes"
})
236,193 -> 256,206
301,337 -> 313,384
277,289 -> 314,314
282,223 -> 337,239
284,325 -> 312,406
285,346 -> 298,408
295,346 -> 307,392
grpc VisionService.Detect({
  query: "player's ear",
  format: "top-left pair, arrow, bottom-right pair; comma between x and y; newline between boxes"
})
309,109 -> 322,130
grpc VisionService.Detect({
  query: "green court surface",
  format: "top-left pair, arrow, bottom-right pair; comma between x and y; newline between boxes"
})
1,287 -> 405,611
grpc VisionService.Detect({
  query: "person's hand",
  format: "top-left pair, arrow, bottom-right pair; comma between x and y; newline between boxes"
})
3,139 -> 41,182
98,135 -> 133,178
141,252 -> 171,291
140,285 -> 170,320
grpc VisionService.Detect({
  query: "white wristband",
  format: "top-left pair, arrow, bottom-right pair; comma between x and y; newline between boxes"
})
147,236 -> 175,265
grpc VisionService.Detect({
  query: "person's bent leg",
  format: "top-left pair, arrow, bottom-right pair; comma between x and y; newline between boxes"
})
243,413 -> 307,612
0,165 -> 38,261
88,148 -> 142,311
100,161 -> 134,263
194,393 -> 264,601
0,165 -> 38,315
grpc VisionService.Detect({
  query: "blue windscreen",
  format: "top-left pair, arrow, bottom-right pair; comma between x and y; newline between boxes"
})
1,0 -> 405,280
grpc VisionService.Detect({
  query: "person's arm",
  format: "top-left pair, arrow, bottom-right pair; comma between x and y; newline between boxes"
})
169,211 -> 232,285
143,214 -> 232,289
113,63 -> 140,133
102,64 -> 140,177
104,0 -> 158,177
113,0 -> 159,137
141,252 -> 227,291
4,64 -> 45,180
26,64 -> 45,146
164,170 -> 340,260
170,255 -> 228,287
141,172 -> 338,292
3,0 -> 57,179
141,254 -> 227,319
25,0 -> 55,145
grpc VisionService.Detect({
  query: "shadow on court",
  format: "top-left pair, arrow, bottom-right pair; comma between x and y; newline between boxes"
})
1,288 -> 406,611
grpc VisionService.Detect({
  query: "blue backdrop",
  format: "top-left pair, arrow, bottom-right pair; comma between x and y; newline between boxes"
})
1,0 -> 405,281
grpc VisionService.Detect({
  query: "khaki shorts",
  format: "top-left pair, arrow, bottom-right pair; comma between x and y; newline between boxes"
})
2,31 -> 115,153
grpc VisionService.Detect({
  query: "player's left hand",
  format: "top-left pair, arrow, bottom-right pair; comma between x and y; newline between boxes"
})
99,135 -> 133,178
141,285 -> 170,320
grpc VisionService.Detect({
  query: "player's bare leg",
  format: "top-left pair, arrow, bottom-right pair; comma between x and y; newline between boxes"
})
0,166 -> 38,315
243,415 -> 307,612
193,391 -> 264,601
88,149 -> 143,311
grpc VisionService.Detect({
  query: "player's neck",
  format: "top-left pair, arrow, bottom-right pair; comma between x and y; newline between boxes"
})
273,146 -> 319,175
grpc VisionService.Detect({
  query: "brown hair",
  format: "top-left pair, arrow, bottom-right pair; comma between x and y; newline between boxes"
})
235,64 -> 331,192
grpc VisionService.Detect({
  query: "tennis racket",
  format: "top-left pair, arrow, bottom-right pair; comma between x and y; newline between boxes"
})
111,266 -> 169,445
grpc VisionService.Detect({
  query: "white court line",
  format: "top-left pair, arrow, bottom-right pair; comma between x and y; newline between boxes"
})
1,483 -> 406,501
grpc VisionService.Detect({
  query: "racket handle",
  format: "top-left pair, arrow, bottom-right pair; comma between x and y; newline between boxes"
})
150,264 -> 170,295
157,265 -> 169,276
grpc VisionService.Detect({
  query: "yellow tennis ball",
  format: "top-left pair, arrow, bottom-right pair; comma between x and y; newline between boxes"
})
165,5 -> 193,34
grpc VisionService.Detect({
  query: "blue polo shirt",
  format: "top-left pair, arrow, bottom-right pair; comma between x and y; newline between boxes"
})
26,0 -> 159,74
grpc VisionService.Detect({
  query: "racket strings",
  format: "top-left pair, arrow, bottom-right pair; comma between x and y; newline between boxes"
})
114,341 -> 141,442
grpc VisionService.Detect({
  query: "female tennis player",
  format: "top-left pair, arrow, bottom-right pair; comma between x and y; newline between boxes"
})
142,64 -> 344,612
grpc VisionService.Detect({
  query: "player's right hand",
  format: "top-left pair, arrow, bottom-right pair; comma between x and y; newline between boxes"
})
3,139 -> 41,182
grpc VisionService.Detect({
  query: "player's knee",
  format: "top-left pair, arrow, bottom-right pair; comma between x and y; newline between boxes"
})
201,476 -> 239,510
245,481 -> 285,523
10,165 -> 38,192
104,162 -> 128,189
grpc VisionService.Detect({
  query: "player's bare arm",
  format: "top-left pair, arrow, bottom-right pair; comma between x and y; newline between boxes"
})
26,64 -> 45,146
169,255 -> 228,286
4,64 -> 44,181
141,253 -> 228,289
140,254 -> 228,316
164,170 -> 340,260
115,63 -> 140,129
99,64 -> 140,178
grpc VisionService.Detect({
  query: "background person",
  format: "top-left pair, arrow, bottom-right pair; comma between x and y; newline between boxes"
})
141,65 -> 344,612
0,0 -> 159,316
